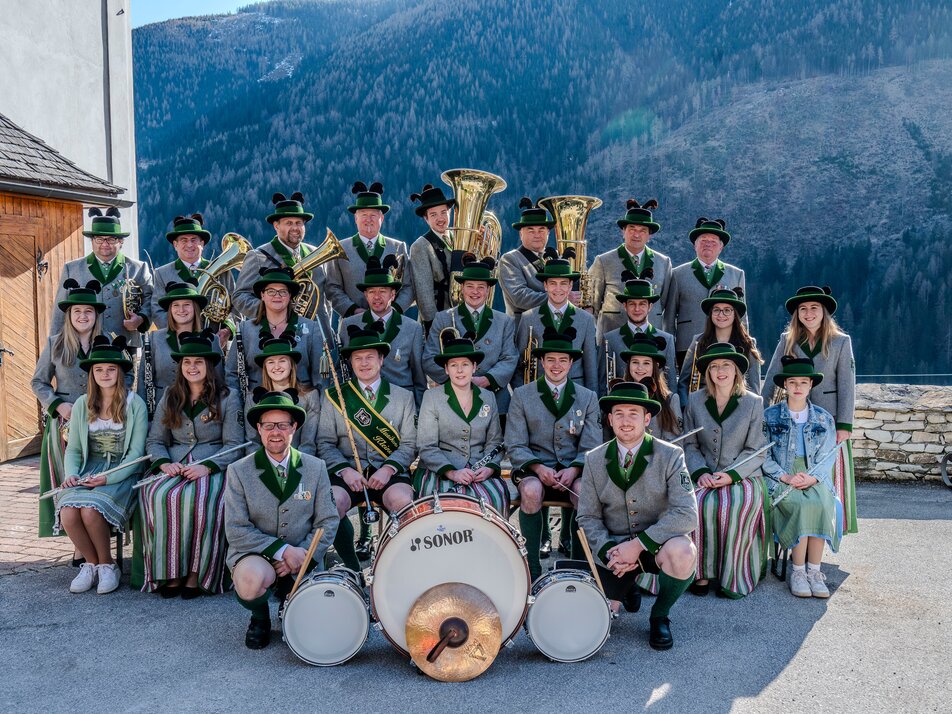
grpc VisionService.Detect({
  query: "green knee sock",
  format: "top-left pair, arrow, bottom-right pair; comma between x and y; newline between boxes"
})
519,510 -> 544,580
358,508 -> 371,541
540,506 -> 552,542
333,517 -> 361,571
237,589 -> 272,622
569,514 -> 583,560
559,507 -> 574,549
651,571 -> 693,620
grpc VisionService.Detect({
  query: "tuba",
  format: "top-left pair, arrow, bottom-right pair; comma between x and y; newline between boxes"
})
538,195 -> 602,309
291,227 -> 348,320
441,168 -> 506,305
196,232 -> 253,325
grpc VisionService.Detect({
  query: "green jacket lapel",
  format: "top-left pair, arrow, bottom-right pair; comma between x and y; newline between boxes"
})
362,310 -> 400,343
375,379 -> 391,412
444,381 -> 482,422
254,448 -> 286,502
606,436 -> 654,491
537,378 -> 574,419
705,394 -> 740,424
270,237 -> 298,267
86,252 -> 125,286
798,339 -> 821,359
691,258 -> 724,290
165,330 -> 180,353
459,305 -> 492,341
353,235 -> 385,263
284,448 -> 303,502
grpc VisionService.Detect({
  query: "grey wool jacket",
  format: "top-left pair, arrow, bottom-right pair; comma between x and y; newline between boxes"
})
150,259 -> 236,330
662,259 -> 747,353
31,337 -> 90,414
498,247 -> 547,331
417,383 -> 503,476
340,311 -> 427,407
408,230 -> 452,324
223,447 -> 339,570
577,436 -> 698,562
597,322 -> 678,396
225,315 -> 327,393
588,244 -> 672,339
323,234 -> 414,318
681,390 -> 766,482
676,333 -> 763,404
514,303 -> 598,393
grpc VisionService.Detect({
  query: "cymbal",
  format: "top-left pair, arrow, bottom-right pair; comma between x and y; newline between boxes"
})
405,582 -> 502,682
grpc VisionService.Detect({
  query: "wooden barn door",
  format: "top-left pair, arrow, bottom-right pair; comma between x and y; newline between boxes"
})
0,231 -> 41,460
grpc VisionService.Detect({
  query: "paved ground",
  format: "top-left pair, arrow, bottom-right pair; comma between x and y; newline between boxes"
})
1,457 -> 950,713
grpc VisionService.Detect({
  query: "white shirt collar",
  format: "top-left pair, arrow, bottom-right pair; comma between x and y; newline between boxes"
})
548,301 -> 568,315
358,233 -> 379,244
357,377 -> 382,395
371,308 -> 393,323
276,237 -> 300,257
266,451 -> 291,471
628,320 -> 650,333
625,247 -> 645,261
544,376 -> 568,393
617,438 -> 645,462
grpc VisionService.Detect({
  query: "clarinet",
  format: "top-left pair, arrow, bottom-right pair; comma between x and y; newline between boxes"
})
143,332 -> 156,420
470,444 -> 503,471
235,325 -> 249,426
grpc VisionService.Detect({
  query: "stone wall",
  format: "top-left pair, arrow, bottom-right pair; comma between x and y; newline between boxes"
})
852,384 -> 951,482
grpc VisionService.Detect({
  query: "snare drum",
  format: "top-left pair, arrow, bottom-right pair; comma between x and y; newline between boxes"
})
281,566 -> 369,666
525,569 -> 612,662
369,493 -> 530,656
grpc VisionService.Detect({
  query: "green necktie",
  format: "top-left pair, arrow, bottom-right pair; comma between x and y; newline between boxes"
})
276,463 -> 287,486
623,450 -> 633,470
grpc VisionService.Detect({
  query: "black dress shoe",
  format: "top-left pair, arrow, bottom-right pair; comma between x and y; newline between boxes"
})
649,617 -> 673,650
159,584 -> 182,599
245,617 -> 272,649
556,542 -> 569,555
181,586 -> 202,600
622,588 -> 642,613
539,539 -> 552,559
687,580 -> 710,596
355,540 -> 374,561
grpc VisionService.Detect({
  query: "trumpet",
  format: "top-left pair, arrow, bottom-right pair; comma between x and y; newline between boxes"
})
538,195 -> 602,309
291,228 -> 348,320
688,348 -> 702,394
523,326 -> 538,383
196,232 -> 252,325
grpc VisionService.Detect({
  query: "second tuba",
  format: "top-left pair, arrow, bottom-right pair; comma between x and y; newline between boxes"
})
196,232 -> 253,325
291,227 -> 348,320
538,195 -> 602,309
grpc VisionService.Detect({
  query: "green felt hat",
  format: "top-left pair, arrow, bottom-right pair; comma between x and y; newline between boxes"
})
696,341 -> 749,374
620,332 -> 668,366
689,217 -> 731,245
785,285 -> 837,316
356,255 -> 402,291
157,280 -> 208,311
434,336 -> 484,367
348,181 -> 390,215
58,279 -> 106,313
83,207 -> 129,238
247,388 -> 307,428
616,198 -> 661,233
410,183 -> 456,218
165,213 -> 212,244
532,326 -> 581,359
252,267 -> 301,298
170,331 -> 221,366
254,335 -> 302,367
614,277 -> 660,304
340,324 -> 391,358
535,257 -> 580,282
266,191 -> 314,224
79,335 -> 133,373
598,380 -> 661,416
701,286 -> 747,318
453,256 -> 498,286
511,197 -> 555,230
773,356 -> 824,388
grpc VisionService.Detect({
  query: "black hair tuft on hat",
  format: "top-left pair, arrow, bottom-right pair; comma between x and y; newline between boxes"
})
112,335 -> 128,351
561,246 -> 577,261
346,324 -> 364,339
733,286 -> 744,298
351,181 -> 367,194
272,192 -> 286,205
106,207 -> 121,218
88,207 -> 103,218
481,256 -> 497,271
381,254 -> 399,272
289,191 -> 304,202
518,196 -> 533,210
368,181 -> 384,194
85,280 -> 102,292
641,267 -> 654,280
822,285 -> 832,295
365,256 -> 382,271
369,319 -> 386,335
252,386 -> 269,402
191,213 -> 204,224
461,252 -> 478,267
543,246 -> 559,260
626,199 -> 639,210
63,278 -> 80,290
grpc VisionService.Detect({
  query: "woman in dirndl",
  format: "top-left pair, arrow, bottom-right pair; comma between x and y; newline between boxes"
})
416,336 -> 508,514
55,336 -> 148,594
31,279 -> 104,541
682,342 -> 768,598
622,332 -> 683,441
763,356 -> 843,599
139,332 -> 243,597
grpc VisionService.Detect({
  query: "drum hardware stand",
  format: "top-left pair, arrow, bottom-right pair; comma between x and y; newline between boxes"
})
432,490 -> 443,514
478,498 -> 493,521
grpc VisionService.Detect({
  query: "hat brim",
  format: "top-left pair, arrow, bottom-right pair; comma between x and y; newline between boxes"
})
158,293 -> 210,310
415,198 -> 456,217
619,350 -> 666,367
267,212 -> 314,224
773,372 -> 823,388
171,351 -> 223,366
58,300 -> 106,313
615,292 -> 661,304
253,278 -> 302,298
348,205 -> 390,215
696,352 -> 749,374
785,294 -> 837,315
340,342 -> 391,358
247,404 -> 307,428
434,351 -> 484,367
689,227 -> 731,245
356,280 -> 402,292
512,220 -> 555,230
536,271 -> 581,282
83,230 -> 130,238
700,296 -> 747,318
598,395 -> 661,416
165,229 -> 212,244
616,220 -> 661,234
254,350 -> 302,367
453,274 -> 498,286
79,357 -> 133,373
532,346 -> 582,359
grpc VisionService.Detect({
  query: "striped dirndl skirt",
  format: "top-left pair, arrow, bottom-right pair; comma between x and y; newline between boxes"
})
414,469 -> 510,516
692,475 -> 769,598
834,440 -> 858,534
138,472 -> 228,593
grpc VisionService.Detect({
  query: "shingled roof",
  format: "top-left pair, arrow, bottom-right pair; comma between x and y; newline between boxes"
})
0,112 -> 125,201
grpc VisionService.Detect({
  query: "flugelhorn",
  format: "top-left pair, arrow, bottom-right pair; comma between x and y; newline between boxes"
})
121,265 -> 143,320
292,228 -> 348,320
538,195 -> 602,309
196,232 -> 252,325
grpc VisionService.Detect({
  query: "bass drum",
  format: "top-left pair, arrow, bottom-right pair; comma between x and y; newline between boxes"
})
525,569 -> 612,662
281,566 -> 369,666
369,494 -> 530,656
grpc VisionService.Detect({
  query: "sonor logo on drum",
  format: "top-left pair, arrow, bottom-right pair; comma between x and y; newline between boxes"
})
409,529 -> 475,551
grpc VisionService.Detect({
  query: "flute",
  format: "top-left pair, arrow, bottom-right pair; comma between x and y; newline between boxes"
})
669,426 -> 703,444
39,454 -> 153,500
133,441 -> 254,490
768,441 -> 846,507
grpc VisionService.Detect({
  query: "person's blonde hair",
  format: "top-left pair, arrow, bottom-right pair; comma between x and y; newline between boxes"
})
783,304 -> 844,358
703,361 -> 746,397
261,355 -> 311,395
86,367 -> 128,423
52,306 -> 102,365
167,299 -> 202,334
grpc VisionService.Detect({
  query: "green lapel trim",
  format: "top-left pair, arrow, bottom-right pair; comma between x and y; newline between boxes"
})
270,237 -> 300,267
284,448 -> 303,503
353,234 -> 385,263
540,302 -> 576,334
691,258 -> 725,290
261,312 -> 300,338
165,330 -> 179,353
537,378 -> 574,419
254,448 -> 287,502
620,322 -> 655,347
605,436 -> 654,491
86,252 -> 126,286
616,245 -> 654,278
799,339 -> 822,358
444,381 -> 483,423
705,394 -> 740,424
184,400 -> 208,421
174,258 -> 209,282
362,310 -> 400,344
458,305 -> 492,341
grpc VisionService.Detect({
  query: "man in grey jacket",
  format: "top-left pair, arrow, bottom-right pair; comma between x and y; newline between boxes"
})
577,381 -> 698,650
408,183 -> 457,332
498,197 -> 555,331
224,391 -> 338,650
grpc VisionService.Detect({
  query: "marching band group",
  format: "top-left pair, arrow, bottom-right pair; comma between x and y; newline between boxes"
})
30,174 -> 856,657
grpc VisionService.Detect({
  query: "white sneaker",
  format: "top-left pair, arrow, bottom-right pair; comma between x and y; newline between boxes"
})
789,568 -> 812,597
69,563 -> 97,593
96,563 -> 120,594
807,569 -> 830,598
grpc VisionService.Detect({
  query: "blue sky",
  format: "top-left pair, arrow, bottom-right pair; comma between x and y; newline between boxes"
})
132,0 -> 249,28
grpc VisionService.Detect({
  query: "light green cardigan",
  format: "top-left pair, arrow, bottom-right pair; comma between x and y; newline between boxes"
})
64,393 -> 149,484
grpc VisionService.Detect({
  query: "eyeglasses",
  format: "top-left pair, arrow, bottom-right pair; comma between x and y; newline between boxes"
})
91,236 -> 121,244
258,421 -> 294,432
263,289 -> 290,298
711,307 -> 735,316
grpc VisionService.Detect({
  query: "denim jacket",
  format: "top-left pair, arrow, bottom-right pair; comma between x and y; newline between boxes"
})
762,401 -> 837,494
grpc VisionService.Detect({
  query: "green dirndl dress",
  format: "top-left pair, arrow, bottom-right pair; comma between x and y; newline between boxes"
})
54,426 -> 137,533
772,455 -> 843,552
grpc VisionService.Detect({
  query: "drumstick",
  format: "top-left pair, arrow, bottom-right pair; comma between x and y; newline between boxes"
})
289,527 -> 325,600
577,528 -> 606,598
